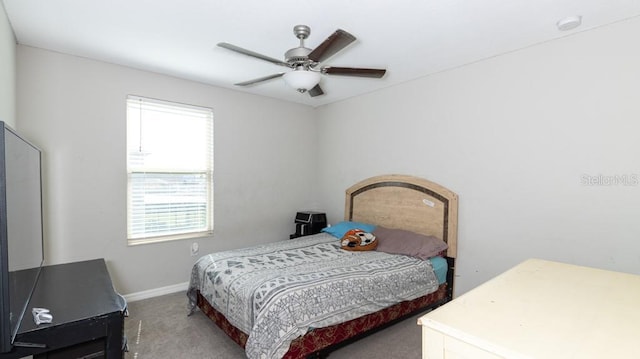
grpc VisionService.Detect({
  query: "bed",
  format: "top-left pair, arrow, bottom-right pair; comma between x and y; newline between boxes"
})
187,174 -> 458,359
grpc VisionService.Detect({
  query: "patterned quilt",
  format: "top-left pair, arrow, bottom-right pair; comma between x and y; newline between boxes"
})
187,233 -> 439,359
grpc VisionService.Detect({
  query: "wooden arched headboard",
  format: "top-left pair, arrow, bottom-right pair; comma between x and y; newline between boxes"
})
345,174 -> 458,259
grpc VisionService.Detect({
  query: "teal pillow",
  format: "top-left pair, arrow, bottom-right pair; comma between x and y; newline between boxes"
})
322,221 -> 376,238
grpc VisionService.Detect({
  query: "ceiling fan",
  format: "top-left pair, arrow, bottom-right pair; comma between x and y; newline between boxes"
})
218,25 -> 387,97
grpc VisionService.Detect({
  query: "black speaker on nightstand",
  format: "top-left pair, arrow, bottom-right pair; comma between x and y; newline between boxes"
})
290,211 -> 327,239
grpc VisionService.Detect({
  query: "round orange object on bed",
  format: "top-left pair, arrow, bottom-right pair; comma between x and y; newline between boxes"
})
340,229 -> 378,251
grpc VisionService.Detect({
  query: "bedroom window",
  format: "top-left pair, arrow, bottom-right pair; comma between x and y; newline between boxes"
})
126,95 -> 214,245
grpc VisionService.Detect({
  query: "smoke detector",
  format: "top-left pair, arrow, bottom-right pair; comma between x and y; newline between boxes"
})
556,16 -> 582,31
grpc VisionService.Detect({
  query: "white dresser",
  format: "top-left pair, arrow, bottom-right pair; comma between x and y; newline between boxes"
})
418,258 -> 640,359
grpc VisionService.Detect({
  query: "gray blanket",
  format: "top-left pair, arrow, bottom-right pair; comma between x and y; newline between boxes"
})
188,233 -> 439,359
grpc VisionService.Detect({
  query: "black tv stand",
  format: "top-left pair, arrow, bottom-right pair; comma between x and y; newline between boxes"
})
0,259 -> 127,359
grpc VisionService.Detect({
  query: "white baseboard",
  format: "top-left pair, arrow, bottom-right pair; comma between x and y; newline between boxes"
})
124,281 -> 189,302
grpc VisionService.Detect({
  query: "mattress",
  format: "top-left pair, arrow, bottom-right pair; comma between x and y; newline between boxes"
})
188,233 -> 442,359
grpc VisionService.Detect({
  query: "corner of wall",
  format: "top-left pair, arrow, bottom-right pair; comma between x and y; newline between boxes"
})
0,2 -> 17,127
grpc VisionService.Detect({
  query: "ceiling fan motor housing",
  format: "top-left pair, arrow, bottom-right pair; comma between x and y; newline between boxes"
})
285,46 -> 313,66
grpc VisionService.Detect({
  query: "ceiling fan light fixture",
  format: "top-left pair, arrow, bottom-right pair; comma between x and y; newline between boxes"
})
283,69 -> 320,93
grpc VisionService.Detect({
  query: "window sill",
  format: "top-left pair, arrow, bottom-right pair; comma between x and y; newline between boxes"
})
127,231 -> 213,246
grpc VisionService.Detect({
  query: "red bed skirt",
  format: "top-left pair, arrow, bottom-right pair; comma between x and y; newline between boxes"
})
196,283 -> 448,358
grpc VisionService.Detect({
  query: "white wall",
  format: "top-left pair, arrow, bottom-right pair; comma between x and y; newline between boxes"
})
0,3 -> 16,127
14,16 -> 640,298
16,46 -> 318,294
317,17 -> 640,295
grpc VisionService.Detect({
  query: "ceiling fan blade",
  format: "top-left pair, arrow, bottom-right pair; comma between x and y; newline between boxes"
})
323,67 -> 386,78
235,73 -> 285,86
218,43 -> 291,68
308,84 -> 324,97
308,29 -> 356,63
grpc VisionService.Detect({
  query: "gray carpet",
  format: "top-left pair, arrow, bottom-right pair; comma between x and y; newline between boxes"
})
124,291 -> 425,358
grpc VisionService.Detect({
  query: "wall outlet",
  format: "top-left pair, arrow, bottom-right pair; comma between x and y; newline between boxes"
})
190,242 -> 199,256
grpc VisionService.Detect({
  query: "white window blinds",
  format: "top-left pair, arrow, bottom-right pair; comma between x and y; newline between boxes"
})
126,95 -> 213,244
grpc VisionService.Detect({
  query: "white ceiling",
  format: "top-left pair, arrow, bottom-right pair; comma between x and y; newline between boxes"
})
4,0 -> 640,107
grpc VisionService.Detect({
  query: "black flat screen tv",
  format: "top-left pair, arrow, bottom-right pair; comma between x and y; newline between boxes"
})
0,122 -> 44,353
